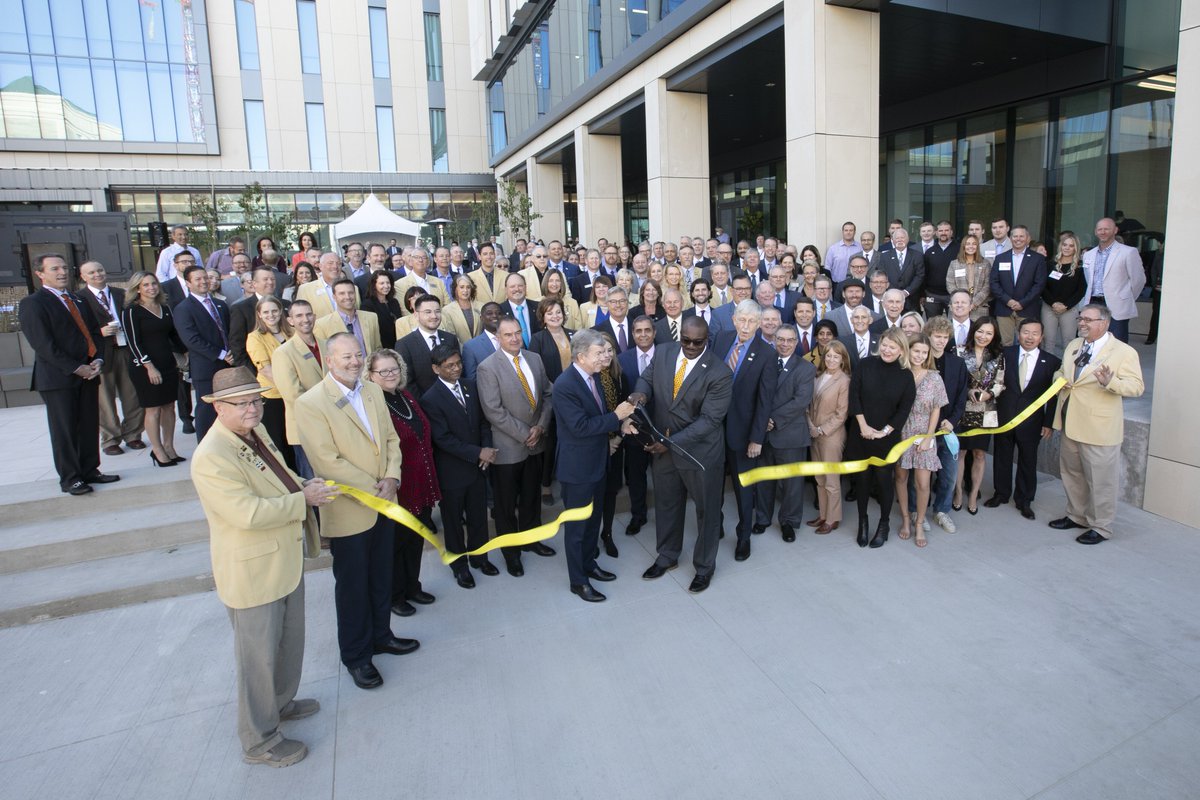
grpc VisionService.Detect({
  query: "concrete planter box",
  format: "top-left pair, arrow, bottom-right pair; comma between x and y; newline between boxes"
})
0,333 -> 20,370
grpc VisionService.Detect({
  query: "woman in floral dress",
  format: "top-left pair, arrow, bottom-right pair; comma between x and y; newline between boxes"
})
895,334 -> 948,547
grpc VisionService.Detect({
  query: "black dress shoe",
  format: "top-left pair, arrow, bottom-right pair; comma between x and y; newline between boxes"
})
751,523 -> 768,535
410,591 -> 436,605
781,524 -> 796,542
869,521 -> 889,548
846,488 -> 857,503
625,517 -> 646,535
506,560 -> 524,577
348,662 -> 383,689
85,472 -> 121,484
391,600 -> 416,617
688,574 -> 712,594
475,560 -> 500,576
1049,516 -> 1086,530
374,636 -> 420,656
587,567 -> 616,582
64,480 -> 93,496
570,583 -> 606,602
984,495 -> 1006,508
642,562 -> 677,580
181,421 -> 196,434
1076,530 -> 1106,545
455,571 -> 476,589
601,532 -> 618,558
857,516 -> 869,548
525,542 -> 556,557
1020,506 -> 1036,520
734,540 -> 751,561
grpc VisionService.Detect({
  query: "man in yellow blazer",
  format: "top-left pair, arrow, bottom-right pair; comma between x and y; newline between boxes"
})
312,279 -> 382,354
295,332 -> 417,690
468,241 -> 510,305
1050,304 -> 1144,544
271,299 -> 326,477
297,253 -> 360,318
191,366 -> 337,768
394,248 -> 450,308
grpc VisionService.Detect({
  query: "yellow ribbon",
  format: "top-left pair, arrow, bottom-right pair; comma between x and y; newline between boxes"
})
327,481 -> 590,565
738,377 -> 1066,487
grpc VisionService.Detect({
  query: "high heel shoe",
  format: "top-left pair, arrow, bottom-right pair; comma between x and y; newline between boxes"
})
601,531 -> 618,558
170,454 -> 186,463
150,451 -> 178,468
857,516 -> 869,548
869,520 -> 889,548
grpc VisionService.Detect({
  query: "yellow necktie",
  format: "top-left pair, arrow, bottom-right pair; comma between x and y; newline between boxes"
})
513,354 -> 536,409
1019,352 -> 1029,389
672,357 -> 688,398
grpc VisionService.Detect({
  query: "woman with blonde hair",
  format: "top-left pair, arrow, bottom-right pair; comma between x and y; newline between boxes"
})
894,333 -> 948,547
122,271 -> 186,467
1040,233 -> 1088,356
898,311 -> 926,337
663,263 -> 692,308
946,234 -> 991,319
244,296 -> 296,467
442,275 -> 482,342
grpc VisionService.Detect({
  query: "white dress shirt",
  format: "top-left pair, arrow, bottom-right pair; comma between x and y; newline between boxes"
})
335,379 -> 374,442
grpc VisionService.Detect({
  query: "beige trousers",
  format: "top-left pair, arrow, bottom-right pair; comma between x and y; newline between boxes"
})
98,348 -> 144,446
1059,434 -> 1119,539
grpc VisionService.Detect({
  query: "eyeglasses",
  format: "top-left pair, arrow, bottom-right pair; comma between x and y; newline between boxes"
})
680,337 -> 708,346
1077,316 -> 1103,324
219,397 -> 263,410
371,367 -> 401,376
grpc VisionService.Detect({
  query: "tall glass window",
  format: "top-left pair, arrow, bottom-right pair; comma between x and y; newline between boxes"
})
1055,90 -> 1109,239
587,0 -> 602,78
423,13 -> 443,82
305,102 -> 328,170
235,0 -> 260,71
368,7 -> 389,80
488,82 -> 507,156
296,0 -> 321,75
429,108 -> 448,172
376,106 -> 396,172
533,22 -> 549,116
244,100 -> 268,170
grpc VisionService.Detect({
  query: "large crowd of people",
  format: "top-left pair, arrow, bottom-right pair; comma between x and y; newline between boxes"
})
18,215 -> 1147,767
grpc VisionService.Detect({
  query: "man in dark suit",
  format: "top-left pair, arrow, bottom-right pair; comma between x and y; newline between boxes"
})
617,316 -> 656,535
630,316 -> 732,594
878,228 -> 924,311
739,249 -> 769,287
461,302 -> 503,381
552,330 -> 638,602
593,287 -> 632,353
229,267 -> 284,368
707,275 -> 754,343
989,224 -> 1048,346
396,295 -> 460,395
986,319 -> 1061,519
713,301 -> 779,561
173,265 -> 234,440
422,344 -> 500,588
79,260 -> 145,455
654,288 -> 688,346
753,324 -> 816,541
160,249 -> 197,433
19,254 -> 120,495
498,273 -> 540,347
765,265 -> 801,324
568,252 -> 611,304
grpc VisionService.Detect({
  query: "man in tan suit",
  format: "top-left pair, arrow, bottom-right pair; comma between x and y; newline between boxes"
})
191,367 -> 336,768
272,299 -> 325,477
394,248 -> 450,307
297,252 -> 359,318
295,333 -> 417,689
469,241 -> 509,305
313,278 -> 382,355
1050,304 -> 1144,544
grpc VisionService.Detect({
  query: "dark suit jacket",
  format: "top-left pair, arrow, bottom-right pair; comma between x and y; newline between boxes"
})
923,240 -> 960,296
838,331 -> 880,370
396,328 -> 460,395
569,269 -> 611,304
996,345 -> 1061,437
498,300 -> 542,339
552,366 -> 622,485
766,355 -> 817,449
633,343 -> 732,471
936,349 -> 969,430
618,345 -> 654,388
528,327 -> 573,383
421,377 -> 492,490
79,286 -> 126,372
879,246 -> 925,301
713,331 -> 778,450
162,276 -> 189,309
173,294 -> 231,381
461,331 -> 499,381
593,317 -> 633,354
989,249 -> 1048,319
18,288 -> 104,391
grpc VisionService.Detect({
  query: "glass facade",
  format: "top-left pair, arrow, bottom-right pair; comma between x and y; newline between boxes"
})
423,13 -> 443,83
430,108 -> 448,172
244,99 -> 268,170
234,0 -> 259,71
296,0 -> 320,75
0,0 -> 208,143
376,105 -> 396,172
368,6 -> 389,80
305,102 -> 327,170
712,161 -> 787,249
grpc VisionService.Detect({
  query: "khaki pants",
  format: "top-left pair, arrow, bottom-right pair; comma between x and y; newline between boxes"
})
1059,435 -> 1119,539
227,578 -> 306,755
996,314 -> 1030,348
98,348 -> 144,447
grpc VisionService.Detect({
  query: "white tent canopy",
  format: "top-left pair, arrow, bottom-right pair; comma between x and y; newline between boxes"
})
330,193 -> 422,248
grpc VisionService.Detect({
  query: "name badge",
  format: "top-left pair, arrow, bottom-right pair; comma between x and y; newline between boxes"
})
335,396 -> 350,409
302,351 -> 315,359
998,264 -> 1011,272
954,269 -> 966,277
1049,270 -> 1063,281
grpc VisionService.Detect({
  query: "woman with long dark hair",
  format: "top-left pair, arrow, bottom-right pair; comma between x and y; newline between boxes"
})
360,270 -> 402,349
954,316 -> 1005,515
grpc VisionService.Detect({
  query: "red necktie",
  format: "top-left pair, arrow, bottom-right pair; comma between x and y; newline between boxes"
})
59,291 -> 97,359
801,331 -> 810,354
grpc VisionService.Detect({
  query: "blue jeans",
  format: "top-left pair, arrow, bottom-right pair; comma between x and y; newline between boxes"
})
1107,317 -> 1130,343
909,437 -> 958,513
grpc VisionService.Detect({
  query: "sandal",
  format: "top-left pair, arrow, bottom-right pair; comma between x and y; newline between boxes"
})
916,530 -> 927,548
898,525 -> 912,541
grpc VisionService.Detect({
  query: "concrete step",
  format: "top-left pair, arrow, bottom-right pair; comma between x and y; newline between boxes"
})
0,540 -> 332,629
0,500 -> 209,574
1,472 -> 197,525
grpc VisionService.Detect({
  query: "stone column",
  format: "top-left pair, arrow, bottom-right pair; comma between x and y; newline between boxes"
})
574,127 -> 624,245
645,79 -> 709,243
784,1 -> 879,246
526,156 -> 565,243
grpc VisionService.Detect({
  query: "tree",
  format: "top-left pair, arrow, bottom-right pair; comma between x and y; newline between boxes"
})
234,182 -> 296,249
187,192 -> 230,255
497,179 -> 541,241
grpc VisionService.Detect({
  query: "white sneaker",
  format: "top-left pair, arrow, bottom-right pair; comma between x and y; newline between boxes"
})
911,514 -> 931,532
934,512 -> 956,533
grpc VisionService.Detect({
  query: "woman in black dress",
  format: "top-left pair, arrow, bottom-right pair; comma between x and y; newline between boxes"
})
122,271 -> 187,467
529,298 -> 574,505
360,270 -> 402,349
847,327 -> 917,548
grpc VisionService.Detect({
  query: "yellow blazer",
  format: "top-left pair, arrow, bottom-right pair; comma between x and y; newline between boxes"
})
580,302 -> 606,328
313,309 -> 382,355
709,286 -> 734,308
442,301 -> 482,342
295,375 -> 403,537
296,279 -> 360,318
394,273 -> 449,310
271,333 -> 326,444
1053,335 -> 1143,446
245,330 -> 285,399
548,295 -> 584,330
518,266 -> 550,300
191,421 -> 319,609
469,267 -> 509,305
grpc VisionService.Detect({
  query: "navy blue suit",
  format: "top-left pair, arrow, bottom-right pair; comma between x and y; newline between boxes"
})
461,332 -> 499,381
991,345 -> 1061,508
173,293 -> 231,440
552,365 -> 623,586
618,346 -> 655,524
713,331 -> 779,541
990,249 -> 1048,334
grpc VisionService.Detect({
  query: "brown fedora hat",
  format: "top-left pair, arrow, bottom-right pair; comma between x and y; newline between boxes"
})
201,366 -> 268,403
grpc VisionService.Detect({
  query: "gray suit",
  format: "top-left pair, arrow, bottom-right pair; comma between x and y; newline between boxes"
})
221,275 -> 246,302
476,348 -> 553,464
754,355 -> 816,528
634,343 -> 732,576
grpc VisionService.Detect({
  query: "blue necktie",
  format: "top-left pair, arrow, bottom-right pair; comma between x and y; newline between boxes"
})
516,305 -> 530,346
